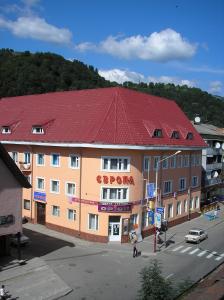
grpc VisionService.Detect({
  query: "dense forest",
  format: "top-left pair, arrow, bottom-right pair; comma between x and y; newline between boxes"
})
0,48 -> 223,127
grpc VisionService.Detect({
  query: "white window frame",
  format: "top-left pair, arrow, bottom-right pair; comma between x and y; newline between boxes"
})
24,152 -> 31,164
101,186 -> 129,202
67,209 -> 76,221
168,203 -> 173,218
52,205 -> 60,217
191,154 -> 196,167
153,156 -> 161,170
51,153 -> 60,167
192,176 -> 199,187
143,156 -> 150,172
179,177 -> 186,191
36,177 -> 45,191
36,153 -> 45,166
65,182 -> 76,196
183,155 -> 189,167
163,180 -> 172,195
88,213 -> 99,231
69,154 -> 80,169
1,126 -> 11,134
162,157 -> 169,169
101,156 -> 130,172
177,155 -> 183,168
50,179 -> 60,194
176,201 -> 181,215
170,156 -> 177,168
11,151 -> 18,163
32,126 -> 44,134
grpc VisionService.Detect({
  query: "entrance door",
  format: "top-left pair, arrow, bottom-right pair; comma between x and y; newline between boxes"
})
109,216 -> 121,242
36,202 -> 46,225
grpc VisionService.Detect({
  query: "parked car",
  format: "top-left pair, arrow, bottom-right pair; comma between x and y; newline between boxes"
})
11,233 -> 30,247
185,229 -> 208,243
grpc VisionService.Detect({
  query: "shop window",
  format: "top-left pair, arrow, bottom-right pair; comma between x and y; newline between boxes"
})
88,213 -> 98,230
168,204 -> 173,218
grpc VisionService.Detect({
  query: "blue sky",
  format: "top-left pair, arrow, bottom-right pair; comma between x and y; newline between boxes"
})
0,0 -> 224,95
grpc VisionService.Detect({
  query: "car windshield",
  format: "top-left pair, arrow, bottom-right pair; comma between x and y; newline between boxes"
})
189,231 -> 199,235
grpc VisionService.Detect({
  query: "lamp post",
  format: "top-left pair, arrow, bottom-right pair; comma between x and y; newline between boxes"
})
154,150 -> 181,253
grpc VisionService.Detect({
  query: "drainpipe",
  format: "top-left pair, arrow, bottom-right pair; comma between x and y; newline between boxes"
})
78,150 -> 83,236
188,152 -> 192,220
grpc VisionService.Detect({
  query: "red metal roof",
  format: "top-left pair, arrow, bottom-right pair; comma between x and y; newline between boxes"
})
0,87 -> 206,148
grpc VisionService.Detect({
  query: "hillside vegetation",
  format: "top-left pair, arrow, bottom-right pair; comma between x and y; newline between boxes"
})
0,48 -> 223,127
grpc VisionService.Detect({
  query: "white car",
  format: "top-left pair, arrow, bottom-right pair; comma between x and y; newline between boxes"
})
185,229 -> 208,243
11,234 -> 30,247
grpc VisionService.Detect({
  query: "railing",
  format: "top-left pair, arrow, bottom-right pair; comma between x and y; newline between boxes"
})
204,178 -> 222,187
206,162 -> 222,171
19,162 -> 32,172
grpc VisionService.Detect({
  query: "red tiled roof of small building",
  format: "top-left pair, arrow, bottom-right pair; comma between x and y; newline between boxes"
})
0,87 -> 206,148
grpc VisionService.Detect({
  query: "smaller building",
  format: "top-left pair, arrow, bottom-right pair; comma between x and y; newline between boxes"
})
0,143 -> 31,256
192,120 -> 224,204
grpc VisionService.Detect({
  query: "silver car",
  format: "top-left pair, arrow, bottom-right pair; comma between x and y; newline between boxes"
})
185,229 -> 208,243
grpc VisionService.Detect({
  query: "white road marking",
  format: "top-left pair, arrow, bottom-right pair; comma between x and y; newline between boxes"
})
215,253 -> 224,261
189,248 -> 200,255
180,247 -> 192,253
172,245 -> 184,252
166,273 -> 174,279
197,250 -> 207,257
206,251 -> 217,259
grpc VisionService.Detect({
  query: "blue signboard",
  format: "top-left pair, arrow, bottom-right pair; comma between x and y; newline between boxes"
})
148,210 -> 154,225
156,207 -> 164,215
147,183 -> 155,198
34,191 -> 46,202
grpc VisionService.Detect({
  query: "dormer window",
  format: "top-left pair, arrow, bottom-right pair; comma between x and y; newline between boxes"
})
1,126 -> 11,134
186,132 -> 193,140
32,126 -> 44,134
153,129 -> 163,137
171,131 -> 180,139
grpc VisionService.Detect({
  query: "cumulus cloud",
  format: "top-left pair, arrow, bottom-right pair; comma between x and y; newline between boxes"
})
77,29 -> 197,62
0,16 -> 73,45
209,81 -> 223,94
99,68 -> 196,88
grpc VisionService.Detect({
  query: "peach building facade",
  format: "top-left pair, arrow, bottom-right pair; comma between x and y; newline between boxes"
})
0,87 -> 206,243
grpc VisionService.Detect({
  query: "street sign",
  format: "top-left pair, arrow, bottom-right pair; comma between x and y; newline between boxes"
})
148,210 -> 154,225
156,207 -> 164,215
147,183 -> 155,198
155,212 -> 162,228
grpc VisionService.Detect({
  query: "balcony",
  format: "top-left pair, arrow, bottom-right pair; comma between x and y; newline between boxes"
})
206,162 -> 223,171
206,148 -> 223,156
19,162 -> 32,172
204,177 -> 222,187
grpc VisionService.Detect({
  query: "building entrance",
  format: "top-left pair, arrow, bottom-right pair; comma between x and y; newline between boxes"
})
108,216 -> 121,241
36,202 -> 46,225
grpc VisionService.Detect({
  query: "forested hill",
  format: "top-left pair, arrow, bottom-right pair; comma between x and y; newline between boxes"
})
0,48 -> 224,127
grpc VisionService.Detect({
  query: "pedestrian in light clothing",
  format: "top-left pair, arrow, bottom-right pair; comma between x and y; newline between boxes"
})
0,285 -> 6,300
131,232 -> 138,257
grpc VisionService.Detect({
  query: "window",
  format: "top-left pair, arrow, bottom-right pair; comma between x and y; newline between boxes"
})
163,181 -> 172,194
183,155 -> 189,167
176,201 -> 181,215
66,182 -> 76,196
162,157 -> 168,169
24,152 -> 31,164
1,126 -> 11,134
186,132 -> 193,140
190,198 -> 194,210
195,155 -> 201,166
179,178 -> 186,191
36,177 -> 45,190
67,209 -> 76,221
88,213 -> 98,230
32,126 -> 44,134
11,151 -> 18,163
51,153 -> 60,167
177,155 -> 183,168
142,211 -> 149,228
143,156 -> 150,171
153,156 -> 161,170
23,199 -> 30,210
130,214 -> 138,230
52,205 -> 60,217
168,204 -> 173,218
171,131 -> 180,139
191,154 -> 196,167
153,129 -> 162,137
36,153 -> 44,166
102,157 -> 130,171
195,196 -> 200,208
101,187 -> 128,202
170,156 -> 177,168
69,154 -> 80,169
192,176 -> 199,187
184,199 -> 188,213
50,180 -> 60,193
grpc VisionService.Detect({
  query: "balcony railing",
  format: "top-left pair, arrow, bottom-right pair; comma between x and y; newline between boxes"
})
19,162 -> 32,172
204,177 -> 222,187
206,162 -> 223,171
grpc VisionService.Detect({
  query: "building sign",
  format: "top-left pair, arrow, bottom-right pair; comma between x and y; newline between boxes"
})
0,214 -> 14,226
155,212 -> 162,228
98,203 -> 132,213
96,175 -> 134,185
156,207 -> 164,216
34,191 -> 46,202
148,210 -> 154,225
147,183 -> 155,198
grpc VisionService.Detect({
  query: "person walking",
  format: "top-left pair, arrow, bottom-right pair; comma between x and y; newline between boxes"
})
0,285 -> 6,300
132,232 -> 138,257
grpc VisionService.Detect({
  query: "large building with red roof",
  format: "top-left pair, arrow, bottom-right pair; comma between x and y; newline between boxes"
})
0,87 -> 206,242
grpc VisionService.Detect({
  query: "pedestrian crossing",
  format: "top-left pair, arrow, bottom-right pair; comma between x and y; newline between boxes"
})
171,245 -> 224,261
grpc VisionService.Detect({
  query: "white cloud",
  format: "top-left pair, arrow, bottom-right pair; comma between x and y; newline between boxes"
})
99,68 -> 196,88
99,69 -> 145,84
209,81 -> 223,94
0,16 -> 73,45
77,29 -> 197,62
